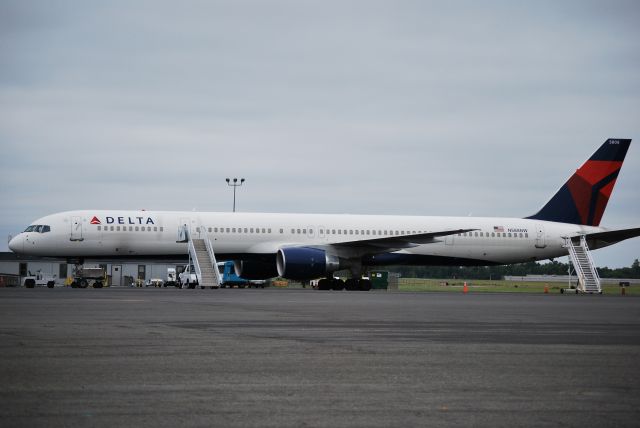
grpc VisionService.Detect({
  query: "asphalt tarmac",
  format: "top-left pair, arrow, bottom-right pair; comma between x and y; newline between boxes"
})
1,287 -> 639,427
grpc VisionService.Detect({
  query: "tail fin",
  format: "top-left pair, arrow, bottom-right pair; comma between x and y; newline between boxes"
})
526,138 -> 631,226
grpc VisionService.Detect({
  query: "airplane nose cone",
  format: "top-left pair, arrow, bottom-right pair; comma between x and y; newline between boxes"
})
8,235 -> 22,253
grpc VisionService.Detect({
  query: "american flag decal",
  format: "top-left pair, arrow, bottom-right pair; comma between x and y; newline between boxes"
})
494,226 -> 504,233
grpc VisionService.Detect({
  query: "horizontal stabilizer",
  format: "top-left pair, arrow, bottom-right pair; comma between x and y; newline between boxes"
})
583,227 -> 640,250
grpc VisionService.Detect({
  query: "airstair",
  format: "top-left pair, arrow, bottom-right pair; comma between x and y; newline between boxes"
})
180,224 -> 221,289
564,235 -> 601,294
188,237 -> 221,289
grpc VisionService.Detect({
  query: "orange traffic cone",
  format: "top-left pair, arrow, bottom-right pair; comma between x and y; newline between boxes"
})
544,284 -> 549,294
463,282 -> 468,294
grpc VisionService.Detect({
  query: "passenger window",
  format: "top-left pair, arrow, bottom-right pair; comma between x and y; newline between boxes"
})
303,229 -> 307,234
268,228 -> 271,233
280,228 -> 284,234
232,228 -> 236,233
226,228 -> 230,233
244,228 -> 248,233
525,233 -> 528,238
355,230 -> 359,235
160,227 -> 163,232
97,226 -> 101,231
297,229 -> 301,234
508,233 -> 512,237
116,226 -> 120,231
134,226 -> 138,231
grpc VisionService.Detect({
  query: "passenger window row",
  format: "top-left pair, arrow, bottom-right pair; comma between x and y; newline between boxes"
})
98,226 -> 164,232
458,232 -> 529,238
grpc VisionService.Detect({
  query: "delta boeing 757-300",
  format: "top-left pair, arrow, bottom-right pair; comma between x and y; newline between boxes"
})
9,139 -> 640,291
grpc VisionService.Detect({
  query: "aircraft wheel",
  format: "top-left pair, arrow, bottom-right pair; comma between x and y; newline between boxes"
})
47,281 -> 55,288
333,279 -> 346,291
344,279 -> 358,291
359,279 -> 372,291
94,281 -> 103,288
79,279 -> 89,288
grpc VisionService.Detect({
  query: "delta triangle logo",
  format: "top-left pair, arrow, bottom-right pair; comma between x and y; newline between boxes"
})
90,216 -> 101,225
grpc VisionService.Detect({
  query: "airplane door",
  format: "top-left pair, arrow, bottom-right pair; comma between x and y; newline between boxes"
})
111,265 -> 122,286
535,223 -> 546,249
70,216 -> 84,241
177,217 -> 191,242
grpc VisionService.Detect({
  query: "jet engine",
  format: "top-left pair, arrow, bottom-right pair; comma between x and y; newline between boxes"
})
233,260 -> 279,280
276,247 -> 340,280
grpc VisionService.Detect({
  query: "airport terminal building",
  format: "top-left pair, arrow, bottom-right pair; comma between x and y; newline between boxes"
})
0,252 -> 186,287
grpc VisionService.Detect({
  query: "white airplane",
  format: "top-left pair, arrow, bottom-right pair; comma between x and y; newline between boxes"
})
9,138 -> 640,290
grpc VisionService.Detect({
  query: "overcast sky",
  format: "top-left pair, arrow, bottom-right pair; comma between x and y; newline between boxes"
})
1,1 -> 638,267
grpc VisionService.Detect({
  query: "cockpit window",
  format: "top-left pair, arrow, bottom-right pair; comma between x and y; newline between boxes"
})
23,225 -> 51,233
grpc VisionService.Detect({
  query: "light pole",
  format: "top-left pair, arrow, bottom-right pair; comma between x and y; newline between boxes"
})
225,178 -> 245,212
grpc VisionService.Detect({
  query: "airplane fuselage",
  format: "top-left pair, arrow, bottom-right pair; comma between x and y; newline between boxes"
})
9,210 -> 604,266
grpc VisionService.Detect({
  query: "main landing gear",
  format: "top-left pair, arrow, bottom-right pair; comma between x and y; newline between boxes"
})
316,278 -> 372,291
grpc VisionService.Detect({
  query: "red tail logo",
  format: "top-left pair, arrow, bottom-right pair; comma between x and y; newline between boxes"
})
90,216 -> 101,225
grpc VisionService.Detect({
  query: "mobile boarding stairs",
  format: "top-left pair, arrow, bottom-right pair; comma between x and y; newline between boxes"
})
562,234 -> 602,294
178,225 -> 221,289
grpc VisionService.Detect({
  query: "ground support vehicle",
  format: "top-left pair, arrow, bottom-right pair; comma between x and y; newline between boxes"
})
218,261 -> 266,288
164,268 -> 178,287
70,267 -> 107,288
23,271 -> 58,288
178,265 -> 198,289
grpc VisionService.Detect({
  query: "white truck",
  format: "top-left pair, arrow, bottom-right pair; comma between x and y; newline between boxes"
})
178,265 -> 198,289
23,271 -> 58,288
165,267 -> 178,288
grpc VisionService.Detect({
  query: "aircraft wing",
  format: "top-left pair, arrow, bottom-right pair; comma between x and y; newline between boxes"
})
583,227 -> 640,250
332,228 -> 478,250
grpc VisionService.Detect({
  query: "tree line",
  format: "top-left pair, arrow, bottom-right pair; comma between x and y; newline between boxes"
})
384,259 -> 640,280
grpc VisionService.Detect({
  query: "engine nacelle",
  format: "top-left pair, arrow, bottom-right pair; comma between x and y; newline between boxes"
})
276,247 -> 340,280
233,260 -> 279,280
